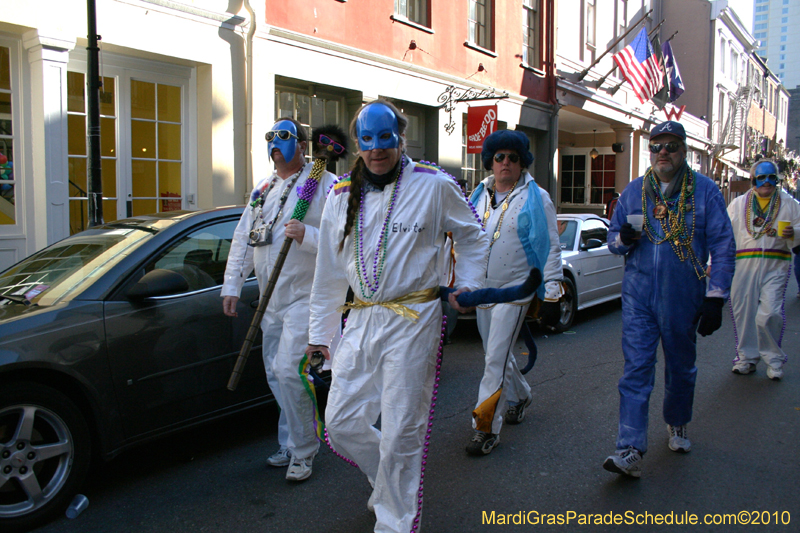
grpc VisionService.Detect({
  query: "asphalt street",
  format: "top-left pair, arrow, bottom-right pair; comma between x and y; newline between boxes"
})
36,284 -> 800,533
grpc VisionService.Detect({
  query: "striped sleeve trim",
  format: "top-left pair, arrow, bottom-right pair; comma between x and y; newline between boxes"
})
414,163 -> 439,175
333,178 -> 351,195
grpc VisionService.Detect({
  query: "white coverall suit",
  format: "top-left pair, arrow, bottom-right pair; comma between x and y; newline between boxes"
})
728,188 -> 800,372
308,157 -> 489,533
222,164 -> 336,461
471,172 -> 563,434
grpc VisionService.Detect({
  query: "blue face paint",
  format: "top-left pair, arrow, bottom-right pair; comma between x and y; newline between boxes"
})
356,104 -> 400,151
267,120 -> 299,163
754,161 -> 779,188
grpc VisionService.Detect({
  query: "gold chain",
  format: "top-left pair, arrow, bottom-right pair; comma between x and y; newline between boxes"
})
483,179 -> 519,246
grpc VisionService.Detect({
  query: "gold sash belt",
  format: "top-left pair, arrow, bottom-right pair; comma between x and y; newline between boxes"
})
337,287 -> 440,323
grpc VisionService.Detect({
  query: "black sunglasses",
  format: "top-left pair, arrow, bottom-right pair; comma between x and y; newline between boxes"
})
319,134 -> 345,154
494,153 -> 520,164
265,130 -> 299,142
649,142 -> 683,154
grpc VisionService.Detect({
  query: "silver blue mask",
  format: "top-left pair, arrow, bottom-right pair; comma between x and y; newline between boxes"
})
754,161 -> 779,188
356,103 -> 400,151
267,120 -> 299,163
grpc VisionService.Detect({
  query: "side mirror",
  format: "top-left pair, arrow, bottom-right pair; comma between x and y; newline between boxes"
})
580,238 -> 604,251
127,269 -> 189,299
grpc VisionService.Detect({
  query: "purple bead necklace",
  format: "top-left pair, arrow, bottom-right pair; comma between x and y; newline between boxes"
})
354,157 -> 407,299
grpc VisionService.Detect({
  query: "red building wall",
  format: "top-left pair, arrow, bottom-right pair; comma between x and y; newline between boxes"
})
266,0 -> 550,104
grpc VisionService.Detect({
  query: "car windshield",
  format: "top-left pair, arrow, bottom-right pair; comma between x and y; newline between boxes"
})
557,220 -> 577,250
0,220 -> 174,306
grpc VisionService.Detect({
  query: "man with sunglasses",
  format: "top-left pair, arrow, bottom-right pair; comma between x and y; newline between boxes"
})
221,117 -> 337,482
465,129 -> 563,456
727,159 -> 800,381
603,120 -> 735,478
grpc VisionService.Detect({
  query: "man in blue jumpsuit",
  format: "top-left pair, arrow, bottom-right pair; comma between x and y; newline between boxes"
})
602,121 -> 735,478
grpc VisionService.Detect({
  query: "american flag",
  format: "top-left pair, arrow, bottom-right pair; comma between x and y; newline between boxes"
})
613,28 -> 664,104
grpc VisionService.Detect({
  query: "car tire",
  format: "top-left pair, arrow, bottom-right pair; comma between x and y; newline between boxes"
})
0,382 -> 91,533
553,278 -> 576,333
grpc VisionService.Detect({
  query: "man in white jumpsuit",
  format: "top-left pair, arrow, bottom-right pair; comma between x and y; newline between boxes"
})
306,100 -> 489,533
728,159 -> 800,381
222,118 -> 336,481
467,129 -> 563,455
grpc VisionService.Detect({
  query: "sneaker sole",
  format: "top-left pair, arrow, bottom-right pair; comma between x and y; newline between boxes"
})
668,443 -> 691,453
267,458 -> 291,467
286,470 -> 312,482
505,396 -> 533,425
732,367 -> 755,375
602,457 -> 641,478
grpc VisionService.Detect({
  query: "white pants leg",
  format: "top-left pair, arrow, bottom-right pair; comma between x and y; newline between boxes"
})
270,300 -> 321,460
732,264 -> 790,370
326,303 -> 440,533
756,270 -> 790,369
261,310 -> 289,449
474,302 -> 531,435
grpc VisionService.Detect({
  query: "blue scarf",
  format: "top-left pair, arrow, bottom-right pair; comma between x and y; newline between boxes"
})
470,175 -> 550,300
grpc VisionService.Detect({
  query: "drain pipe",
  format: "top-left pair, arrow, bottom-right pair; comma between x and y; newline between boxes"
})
243,0 -> 257,193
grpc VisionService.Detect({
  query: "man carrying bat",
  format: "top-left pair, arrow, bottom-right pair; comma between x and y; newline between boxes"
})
221,118 -> 344,481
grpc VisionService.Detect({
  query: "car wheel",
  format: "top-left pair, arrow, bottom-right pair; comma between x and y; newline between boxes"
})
553,278 -> 576,333
0,382 -> 91,532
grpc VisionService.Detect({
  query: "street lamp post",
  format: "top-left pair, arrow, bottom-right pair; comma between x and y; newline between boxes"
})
86,0 -> 103,227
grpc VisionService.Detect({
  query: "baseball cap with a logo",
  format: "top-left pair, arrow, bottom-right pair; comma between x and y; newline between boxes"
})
650,121 -> 686,141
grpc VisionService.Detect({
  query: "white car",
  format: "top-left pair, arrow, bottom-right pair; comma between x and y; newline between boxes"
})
553,214 -> 625,331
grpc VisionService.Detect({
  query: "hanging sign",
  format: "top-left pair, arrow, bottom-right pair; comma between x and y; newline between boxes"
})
467,105 -> 497,153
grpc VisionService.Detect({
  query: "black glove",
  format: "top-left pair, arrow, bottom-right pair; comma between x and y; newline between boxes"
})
692,297 -> 724,337
540,300 -> 561,328
619,223 -> 636,246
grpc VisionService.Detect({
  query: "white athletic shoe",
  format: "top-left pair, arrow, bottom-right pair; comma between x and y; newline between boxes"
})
668,425 -> 691,453
286,455 -> 314,481
603,447 -> 643,478
732,362 -> 756,375
266,446 -> 291,467
767,367 -> 784,381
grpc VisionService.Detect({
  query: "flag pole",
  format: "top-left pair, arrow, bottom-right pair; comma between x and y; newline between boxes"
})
597,20 -> 666,89
577,8 -> 653,81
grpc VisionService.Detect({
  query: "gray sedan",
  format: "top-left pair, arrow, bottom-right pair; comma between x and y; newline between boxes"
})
0,207 -> 281,532
553,214 -> 625,331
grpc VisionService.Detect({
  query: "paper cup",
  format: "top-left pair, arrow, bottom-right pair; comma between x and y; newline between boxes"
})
777,221 -> 790,236
627,214 -> 644,232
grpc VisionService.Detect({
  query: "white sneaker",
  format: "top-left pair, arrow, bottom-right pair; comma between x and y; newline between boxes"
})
286,455 -> 314,481
767,367 -> 784,381
266,446 -> 291,467
668,425 -> 691,453
732,362 -> 756,375
602,447 -> 642,478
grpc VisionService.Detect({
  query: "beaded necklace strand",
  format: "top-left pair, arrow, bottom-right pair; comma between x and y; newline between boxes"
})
744,188 -> 781,239
641,166 -> 707,280
290,158 -> 326,221
483,179 -> 519,246
353,157 -> 407,300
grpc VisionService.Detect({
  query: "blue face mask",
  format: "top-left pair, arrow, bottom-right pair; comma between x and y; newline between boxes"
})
356,104 -> 400,151
267,120 -> 299,163
753,161 -> 779,188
